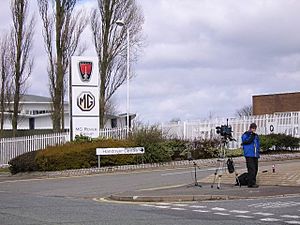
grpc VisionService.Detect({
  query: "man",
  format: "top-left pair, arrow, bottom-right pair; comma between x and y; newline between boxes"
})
241,123 -> 260,188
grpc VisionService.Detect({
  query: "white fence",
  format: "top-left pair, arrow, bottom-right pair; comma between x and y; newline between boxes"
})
161,112 -> 300,149
0,128 -> 129,166
0,132 -> 70,166
98,127 -> 128,139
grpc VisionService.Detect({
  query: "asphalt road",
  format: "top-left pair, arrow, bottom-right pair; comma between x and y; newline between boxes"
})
0,161 -> 299,224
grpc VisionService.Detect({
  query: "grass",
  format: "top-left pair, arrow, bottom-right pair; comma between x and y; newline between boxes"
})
0,167 -> 10,173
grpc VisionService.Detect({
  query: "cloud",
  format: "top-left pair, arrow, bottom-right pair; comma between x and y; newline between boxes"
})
1,0 -> 300,124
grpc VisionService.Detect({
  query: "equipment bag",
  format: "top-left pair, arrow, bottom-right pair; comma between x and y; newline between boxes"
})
237,172 -> 248,186
226,158 -> 235,174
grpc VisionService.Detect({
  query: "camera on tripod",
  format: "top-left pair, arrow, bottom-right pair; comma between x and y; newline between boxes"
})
215,119 -> 235,142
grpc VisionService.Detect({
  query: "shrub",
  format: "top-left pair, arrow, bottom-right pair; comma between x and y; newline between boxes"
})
35,139 -> 137,171
187,138 -> 220,159
8,150 -> 41,174
130,125 -> 173,163
259,133 -> 300,151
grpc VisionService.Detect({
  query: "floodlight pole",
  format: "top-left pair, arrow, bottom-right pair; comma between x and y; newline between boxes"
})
116,19 -> 130,137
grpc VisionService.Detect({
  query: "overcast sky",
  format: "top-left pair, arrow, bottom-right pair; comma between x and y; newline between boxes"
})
1,0 -> 300,124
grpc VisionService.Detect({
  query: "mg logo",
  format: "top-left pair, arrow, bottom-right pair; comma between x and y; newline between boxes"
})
77,91 -> 95,111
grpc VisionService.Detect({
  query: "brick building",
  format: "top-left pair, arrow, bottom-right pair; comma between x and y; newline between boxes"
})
253,92 -> 300,115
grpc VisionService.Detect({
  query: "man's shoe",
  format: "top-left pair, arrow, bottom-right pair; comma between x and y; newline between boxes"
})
248,184 -> 259,188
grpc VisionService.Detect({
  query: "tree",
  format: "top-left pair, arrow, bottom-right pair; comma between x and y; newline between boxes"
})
38,0 -> 87,132
0,35 -> 12,136
10,0 -> 34,137
90,0 -> 144,128
235,105 -> 253,118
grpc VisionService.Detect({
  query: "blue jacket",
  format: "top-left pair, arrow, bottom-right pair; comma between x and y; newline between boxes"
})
241,131 -> 260,158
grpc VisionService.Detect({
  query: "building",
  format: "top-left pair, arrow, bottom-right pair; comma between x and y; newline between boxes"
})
1,94 -> 135,130
253,92 -> 300,115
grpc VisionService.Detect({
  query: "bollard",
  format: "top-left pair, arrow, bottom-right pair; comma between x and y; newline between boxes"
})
272,164 -> 275,173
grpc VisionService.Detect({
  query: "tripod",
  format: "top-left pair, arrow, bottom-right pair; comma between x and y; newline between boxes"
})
192,161 -> 202,187
211,139 -> 227,189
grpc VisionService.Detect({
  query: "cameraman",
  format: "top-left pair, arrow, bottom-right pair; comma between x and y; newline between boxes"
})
241,123 -> 260,188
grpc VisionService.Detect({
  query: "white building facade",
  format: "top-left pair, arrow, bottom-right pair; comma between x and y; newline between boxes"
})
2,95 -> 135,130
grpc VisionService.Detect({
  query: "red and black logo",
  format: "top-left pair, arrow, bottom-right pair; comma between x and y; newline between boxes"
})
79,61 -> 92,82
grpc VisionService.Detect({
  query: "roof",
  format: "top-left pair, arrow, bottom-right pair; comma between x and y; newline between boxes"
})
20,94 -> 52,103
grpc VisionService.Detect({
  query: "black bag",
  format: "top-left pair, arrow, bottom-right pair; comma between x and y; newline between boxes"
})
226,158 -> 235,174
236,172 -> 248,186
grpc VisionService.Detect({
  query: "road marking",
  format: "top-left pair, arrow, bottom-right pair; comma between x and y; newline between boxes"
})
172,203 -> 188,207
250,201 -> 300,209
211,207 -> 227,211
235,215 -> 254,218
285,221 -> 300,224
214,212 -> 230,216
193,210 -> 210,213
260,218 -> 281,222
161,167 -> 219,176
189,205 -> 207,208
253,212 -> 274,216
230,210 -> 249,214
155,206 -> 170,209
171,207 -> 186,211
281,215 -> 300,219
155,203 -> 172,206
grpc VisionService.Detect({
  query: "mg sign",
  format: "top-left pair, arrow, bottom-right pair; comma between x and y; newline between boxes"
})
70,56 -> 99,140
77,91 -> 95,111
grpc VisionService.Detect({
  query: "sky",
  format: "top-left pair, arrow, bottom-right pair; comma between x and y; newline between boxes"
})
1,0 -> 300,124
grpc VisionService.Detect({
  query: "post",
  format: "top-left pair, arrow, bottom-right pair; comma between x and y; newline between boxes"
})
98,155 -> 101,168
126,29 -> 130,137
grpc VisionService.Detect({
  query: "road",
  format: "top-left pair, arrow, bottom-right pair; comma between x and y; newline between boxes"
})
0,161 -> 299,224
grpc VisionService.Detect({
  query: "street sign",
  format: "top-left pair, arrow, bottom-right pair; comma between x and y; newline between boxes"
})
96,147 -> 145,156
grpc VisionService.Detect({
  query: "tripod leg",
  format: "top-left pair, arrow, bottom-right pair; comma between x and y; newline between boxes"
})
211,168 -> 218,188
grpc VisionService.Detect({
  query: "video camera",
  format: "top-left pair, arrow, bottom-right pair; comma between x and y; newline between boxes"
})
216,119 -> 235,142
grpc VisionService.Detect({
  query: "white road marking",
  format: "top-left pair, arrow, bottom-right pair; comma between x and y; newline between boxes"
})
172,203 -> 188,207
161,167 -> 219,176
235,215 -> 254,218
250,201 -> 300,209
230,210 -> 249,214
155,206 -> 170,209
193,209 -> 210,213
140,204 -> 154,207
155,203 -> 172,206
189,205 -> 207,208
260,218 -> 281,222
285,221 -> 300,224
253,212 -> 274,216
211,207 -> 227,211
171,207 -> 186,211
281,215 -> 300,219
214,212 -> 231,216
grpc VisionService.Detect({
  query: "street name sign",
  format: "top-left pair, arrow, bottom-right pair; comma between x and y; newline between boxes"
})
96,147 -> 145,156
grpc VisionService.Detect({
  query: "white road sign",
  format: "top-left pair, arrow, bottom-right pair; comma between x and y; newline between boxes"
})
96,147 -> 145,156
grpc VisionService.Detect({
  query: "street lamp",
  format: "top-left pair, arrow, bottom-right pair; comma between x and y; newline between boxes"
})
116,19 -> 130,136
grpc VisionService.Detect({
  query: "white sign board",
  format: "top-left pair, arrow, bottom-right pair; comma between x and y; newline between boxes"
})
96,147 -> 145,156
70,56 -> 99,140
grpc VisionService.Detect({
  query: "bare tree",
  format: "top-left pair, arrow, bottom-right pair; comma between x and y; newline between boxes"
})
0,35 -> 13,136
235,105 -> 253,118
38,0 -> 87,132
91,0 -> 144,128
10,0 -> 34,137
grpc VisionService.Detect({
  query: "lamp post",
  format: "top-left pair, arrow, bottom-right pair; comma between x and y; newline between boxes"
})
116,19 -> 130,136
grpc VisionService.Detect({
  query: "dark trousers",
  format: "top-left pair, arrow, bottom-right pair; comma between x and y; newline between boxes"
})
245,157 -> 258,186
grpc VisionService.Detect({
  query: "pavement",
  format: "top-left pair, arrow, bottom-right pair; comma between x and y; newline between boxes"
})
108,160 -> 300,203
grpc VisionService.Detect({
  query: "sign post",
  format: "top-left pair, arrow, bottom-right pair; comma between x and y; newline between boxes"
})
96,147 -> 145,168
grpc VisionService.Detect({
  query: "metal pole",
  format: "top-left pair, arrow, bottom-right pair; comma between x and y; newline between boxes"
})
126,29 -> 130,137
